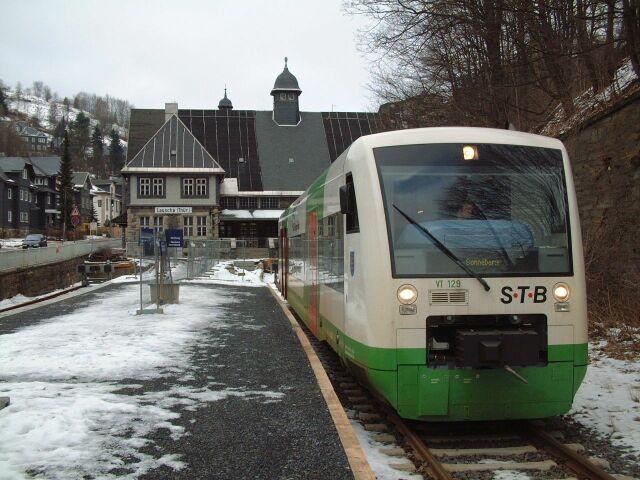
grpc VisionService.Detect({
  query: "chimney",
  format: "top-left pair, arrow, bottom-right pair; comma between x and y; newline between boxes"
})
165,102 -> 178,122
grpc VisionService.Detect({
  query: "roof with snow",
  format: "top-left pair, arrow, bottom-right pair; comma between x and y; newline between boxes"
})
14,121 -> 48,138
72,171 -> 91,189
123,115 -> 225,173
30,157 -> 61,176
0,166 -> 10,183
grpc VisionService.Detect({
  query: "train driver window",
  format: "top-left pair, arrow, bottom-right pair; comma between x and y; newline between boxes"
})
341,174 -> 359,233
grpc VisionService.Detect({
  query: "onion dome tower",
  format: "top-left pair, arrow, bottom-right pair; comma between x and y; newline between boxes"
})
218,87 -> 233,110
270,57 -> 301,125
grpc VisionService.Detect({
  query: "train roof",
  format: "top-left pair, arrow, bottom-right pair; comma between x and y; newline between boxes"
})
352,127 -> 565,151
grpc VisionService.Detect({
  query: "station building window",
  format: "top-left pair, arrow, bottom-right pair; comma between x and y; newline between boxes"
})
152,178 -> 164,196
220,197 -> 236,209
139,178 -> 151,196
139,216 -> 150,227
7,211 -> 12,223
183,216 -> 194,236
239,197 -> 258,209
7,189 -> 12,200
153,216 -> 164,233
261,197 -> 279,209
196,216 -> 207,236
183,178 -> 194,196
195,178 -> 207,196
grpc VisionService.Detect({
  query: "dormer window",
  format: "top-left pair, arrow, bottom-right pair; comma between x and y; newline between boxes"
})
22,169 -> 28,179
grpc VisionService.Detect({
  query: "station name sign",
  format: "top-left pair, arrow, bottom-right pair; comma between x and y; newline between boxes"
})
154,206 -> 193,214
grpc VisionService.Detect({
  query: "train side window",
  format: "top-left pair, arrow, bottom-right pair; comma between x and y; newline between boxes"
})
341,174 -> 359,234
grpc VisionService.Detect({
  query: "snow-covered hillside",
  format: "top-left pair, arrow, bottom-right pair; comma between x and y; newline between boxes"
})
5,89 -> 128,148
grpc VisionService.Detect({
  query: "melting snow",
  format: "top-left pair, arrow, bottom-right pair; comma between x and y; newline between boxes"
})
183,259 -> 275,287
0,284 -> 284,478
348,414 -> 421,480
569,347 -> 640,457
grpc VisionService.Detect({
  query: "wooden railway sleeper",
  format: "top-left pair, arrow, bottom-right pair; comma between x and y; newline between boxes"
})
523,421 -> 617,480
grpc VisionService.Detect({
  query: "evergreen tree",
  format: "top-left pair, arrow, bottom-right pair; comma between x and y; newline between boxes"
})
91,125 -> 104,175
108,129 -> 125,174
59,131 -> 75,235
89,203 -> 98,224
15,81 -> 23,99
0,82 -> 8,116
48,101 -> 59,128
62,97 -> 70,120
69,112 -> 90,169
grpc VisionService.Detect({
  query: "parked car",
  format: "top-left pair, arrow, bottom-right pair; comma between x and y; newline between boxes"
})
22,234 -> 48,249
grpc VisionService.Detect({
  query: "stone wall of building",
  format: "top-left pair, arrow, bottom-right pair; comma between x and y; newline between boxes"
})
0,255 -> 86,300
562,91 -> 640,282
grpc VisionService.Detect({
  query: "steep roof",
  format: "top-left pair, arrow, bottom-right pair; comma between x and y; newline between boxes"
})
218,88 -> 233,109
0,166 -> 10,183
126,107 -> 388,192
72,171 -> 90,188
0,157 -> 28,172
30,156 -> 61,176
123,114 -> 225,173
255,111 -> 331,191
271,58 -> 301,93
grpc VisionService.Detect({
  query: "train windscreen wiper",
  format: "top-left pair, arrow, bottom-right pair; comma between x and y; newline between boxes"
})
392,204 -> 491,292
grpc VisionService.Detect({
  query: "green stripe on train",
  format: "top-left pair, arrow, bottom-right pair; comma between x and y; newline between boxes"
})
287,287 -> 588,421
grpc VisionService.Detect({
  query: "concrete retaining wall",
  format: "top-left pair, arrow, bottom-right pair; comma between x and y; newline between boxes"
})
0,238 -> 121,273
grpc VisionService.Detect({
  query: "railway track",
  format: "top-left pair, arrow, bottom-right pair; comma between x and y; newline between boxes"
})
303,325 -> 622,480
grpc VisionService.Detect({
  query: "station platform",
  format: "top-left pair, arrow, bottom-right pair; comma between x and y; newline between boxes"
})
0,281 -> 356,479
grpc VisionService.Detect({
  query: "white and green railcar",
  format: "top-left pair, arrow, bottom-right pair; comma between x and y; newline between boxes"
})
278,127 -> 587,421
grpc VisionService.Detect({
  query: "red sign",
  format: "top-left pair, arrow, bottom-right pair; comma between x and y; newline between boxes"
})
71,206 -> 81,226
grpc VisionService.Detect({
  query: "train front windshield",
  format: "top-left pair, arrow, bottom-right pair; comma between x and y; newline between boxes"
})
374,143 -> 572,277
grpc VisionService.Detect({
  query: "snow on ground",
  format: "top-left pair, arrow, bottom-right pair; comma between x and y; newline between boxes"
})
542,58 -> 639,136
0,238 -> 24,249
0,284 -> 285,478
348,414 -> 421,480
6,90 -> 128,142
182,259 -> 274,287
569,346 -> 640,457
0,283 -> 82,311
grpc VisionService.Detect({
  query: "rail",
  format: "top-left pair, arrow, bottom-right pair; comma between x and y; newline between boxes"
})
0,238 -> 121,273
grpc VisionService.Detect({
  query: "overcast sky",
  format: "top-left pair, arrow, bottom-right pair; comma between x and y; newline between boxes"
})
1,0 -> 377,112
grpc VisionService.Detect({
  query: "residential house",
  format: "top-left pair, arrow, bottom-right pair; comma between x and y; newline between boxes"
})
14,121 -> 50,153
0,157 -> 52,237
91,177 -> 123,226
72,172 -> 93,224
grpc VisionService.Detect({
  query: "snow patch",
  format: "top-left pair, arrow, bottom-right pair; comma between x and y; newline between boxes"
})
569,347 -> 640,457
349,415 -> 421,480
0,283 -> 283,478
183,260 -> 274,287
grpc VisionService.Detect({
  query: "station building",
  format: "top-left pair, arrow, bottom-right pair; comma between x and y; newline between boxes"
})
122,59 -> 390,248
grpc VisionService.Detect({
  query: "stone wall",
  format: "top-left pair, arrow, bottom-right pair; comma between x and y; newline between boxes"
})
0,255 -> 86,300
562,91 -> 640,282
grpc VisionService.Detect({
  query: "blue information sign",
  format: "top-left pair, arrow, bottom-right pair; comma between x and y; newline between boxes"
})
139,227 -> 154,246
165,229 -> 184,248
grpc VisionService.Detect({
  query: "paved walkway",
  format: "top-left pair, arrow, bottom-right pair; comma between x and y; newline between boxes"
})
0,282 -> 352,479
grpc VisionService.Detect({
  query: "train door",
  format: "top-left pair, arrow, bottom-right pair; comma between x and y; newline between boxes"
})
341,173 -> 362,346
279,226 -> 288,298
308,210 -> 319,336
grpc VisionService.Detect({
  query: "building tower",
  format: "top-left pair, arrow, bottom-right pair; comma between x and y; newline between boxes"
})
218,87 -> 233,110
270,57 -> 301,125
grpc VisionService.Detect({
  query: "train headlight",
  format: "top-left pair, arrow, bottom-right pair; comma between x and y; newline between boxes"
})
397,284 -> 418,305
463,145 -> 478,160
553,283 -> 570,302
